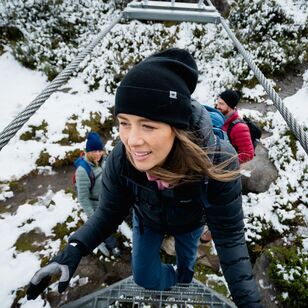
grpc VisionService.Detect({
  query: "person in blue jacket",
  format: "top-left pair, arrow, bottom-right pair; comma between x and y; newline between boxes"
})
27,48 -> 261,307
75,131 -> 120,258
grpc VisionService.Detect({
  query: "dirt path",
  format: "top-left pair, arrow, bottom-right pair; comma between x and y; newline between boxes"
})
0,166 -> 75,214
240,62 -> 307,114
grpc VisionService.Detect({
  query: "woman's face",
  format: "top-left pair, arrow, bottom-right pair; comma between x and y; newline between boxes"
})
87,150 -> 104,163
118,113 -> 175,171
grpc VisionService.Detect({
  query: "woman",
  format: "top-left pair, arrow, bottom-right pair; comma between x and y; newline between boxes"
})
27,48 -> 261,307
76,131 -> 120,257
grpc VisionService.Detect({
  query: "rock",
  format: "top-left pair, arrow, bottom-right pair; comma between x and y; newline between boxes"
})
241,144 -> 278,194
161,235 -> 176,256
197,243 -> 220,272
253,248 -> 280,308
161,236 -> 220,272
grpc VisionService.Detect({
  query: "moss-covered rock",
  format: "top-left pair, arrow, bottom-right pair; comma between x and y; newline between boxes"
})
52,213 -> 84,250
20,120 -> 48,141
52,149 -> 82,168
59,123 -> 84,145
11,287 -> 27,307
9,180 -> 25,193
36,150 -> 51,166
15,228 -> 47,252
194,263 -> 229,298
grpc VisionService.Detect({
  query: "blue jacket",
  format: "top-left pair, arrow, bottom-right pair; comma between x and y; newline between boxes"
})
70,101 -> 261,307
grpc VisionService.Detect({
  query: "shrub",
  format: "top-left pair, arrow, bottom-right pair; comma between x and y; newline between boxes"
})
267,238 -> 308,307
20,120 -> 48,141
228,0 -> 308,77
0,0 -> 116,79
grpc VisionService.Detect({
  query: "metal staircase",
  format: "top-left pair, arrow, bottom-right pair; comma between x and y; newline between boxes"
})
61,275 -> 236,307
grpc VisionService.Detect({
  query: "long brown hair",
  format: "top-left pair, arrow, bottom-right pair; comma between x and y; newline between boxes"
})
127,128 -> 240,186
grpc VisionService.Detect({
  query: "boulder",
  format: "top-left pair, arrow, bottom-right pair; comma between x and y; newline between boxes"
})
241,144 -> 278,194
161,236 -> 220,272
253,245 -> 281,308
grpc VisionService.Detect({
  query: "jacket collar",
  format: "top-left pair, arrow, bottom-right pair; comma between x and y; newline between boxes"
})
224,110 -> 240,126
190,99 -> 216,148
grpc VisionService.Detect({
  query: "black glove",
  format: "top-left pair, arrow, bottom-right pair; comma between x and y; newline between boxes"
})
27,242 -> 83,300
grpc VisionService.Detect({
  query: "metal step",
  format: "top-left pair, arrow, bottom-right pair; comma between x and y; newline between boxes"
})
61,275 -> 236,307
123,1 -> 220,24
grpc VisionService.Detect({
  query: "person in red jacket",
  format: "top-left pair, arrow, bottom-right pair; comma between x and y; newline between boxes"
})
216,90 -> 254,164
201,90 -> 254,244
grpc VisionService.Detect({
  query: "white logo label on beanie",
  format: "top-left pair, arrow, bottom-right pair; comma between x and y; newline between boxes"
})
169,91 -> 177,99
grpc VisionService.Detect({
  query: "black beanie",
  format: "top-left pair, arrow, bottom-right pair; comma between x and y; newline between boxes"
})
115,48 -> 198,128
220,90 -> 241,109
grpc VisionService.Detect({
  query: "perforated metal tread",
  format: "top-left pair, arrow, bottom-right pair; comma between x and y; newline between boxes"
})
61,275 -> 236,308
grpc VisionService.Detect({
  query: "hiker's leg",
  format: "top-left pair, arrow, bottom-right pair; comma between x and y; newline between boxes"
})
174,226 -> 204,283
132,212 -> 176,290
105,235 -> 117,250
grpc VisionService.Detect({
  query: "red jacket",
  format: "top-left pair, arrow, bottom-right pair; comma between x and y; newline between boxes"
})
223,111 -> 254,164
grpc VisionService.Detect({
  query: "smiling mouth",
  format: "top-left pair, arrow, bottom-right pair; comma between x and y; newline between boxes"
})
132,151 -> 152,161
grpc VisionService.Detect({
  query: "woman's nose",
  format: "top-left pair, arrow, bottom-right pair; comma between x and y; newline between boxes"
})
127,129 -> 144,147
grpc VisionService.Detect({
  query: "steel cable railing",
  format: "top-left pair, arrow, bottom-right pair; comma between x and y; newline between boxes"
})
0,14 -> 122,151
218,16 -> 308,154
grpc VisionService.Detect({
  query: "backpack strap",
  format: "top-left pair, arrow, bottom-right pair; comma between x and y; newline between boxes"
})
79,159 -> 96,192
227,119 -> 243,140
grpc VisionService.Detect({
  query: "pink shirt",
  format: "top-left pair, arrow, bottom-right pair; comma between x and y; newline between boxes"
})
146,173 -> 170,190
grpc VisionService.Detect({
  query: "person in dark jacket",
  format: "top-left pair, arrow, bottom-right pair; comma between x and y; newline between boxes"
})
76,131 -> 120,257
26,48 -> 261,307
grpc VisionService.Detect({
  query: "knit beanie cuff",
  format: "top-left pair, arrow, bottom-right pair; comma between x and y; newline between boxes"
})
115,85 -> 192,128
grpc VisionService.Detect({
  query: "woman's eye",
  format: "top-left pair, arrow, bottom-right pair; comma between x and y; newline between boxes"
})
143,124 -> 155,130
119,121 -> 129,127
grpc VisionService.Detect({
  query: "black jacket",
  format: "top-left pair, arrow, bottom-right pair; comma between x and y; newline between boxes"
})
70,101 -> 261,307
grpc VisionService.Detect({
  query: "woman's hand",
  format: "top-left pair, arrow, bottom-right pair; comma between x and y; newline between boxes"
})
27,242 -> 83,300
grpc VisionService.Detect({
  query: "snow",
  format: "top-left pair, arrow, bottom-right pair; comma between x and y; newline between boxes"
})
0,63 -> 114,182
275,0 -> 308,24
0,0 -> 307,306
0,190 -> 80,307
0,53 -> 47,132
280,87 -> 308,126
